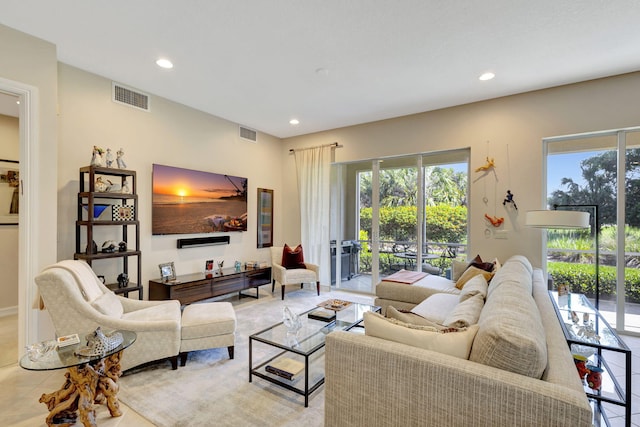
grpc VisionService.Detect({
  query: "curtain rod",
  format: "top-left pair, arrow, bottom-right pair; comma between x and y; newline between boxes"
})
0,159 -> 19,164
289,142 -> 341,154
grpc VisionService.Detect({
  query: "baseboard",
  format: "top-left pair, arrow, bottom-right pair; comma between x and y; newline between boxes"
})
0,306 -> 18,317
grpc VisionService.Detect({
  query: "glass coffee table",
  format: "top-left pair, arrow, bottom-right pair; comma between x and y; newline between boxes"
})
20,330 -> 136,427
249,301 -> 380,407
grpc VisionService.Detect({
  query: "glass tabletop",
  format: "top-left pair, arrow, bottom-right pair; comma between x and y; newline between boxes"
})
250,301 -> 380,355
19,330 -> 137,371
549,291 -> 628,351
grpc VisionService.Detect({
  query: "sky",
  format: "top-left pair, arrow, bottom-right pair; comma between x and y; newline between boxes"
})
152,164 -> 245,199
547,151 -> 597,195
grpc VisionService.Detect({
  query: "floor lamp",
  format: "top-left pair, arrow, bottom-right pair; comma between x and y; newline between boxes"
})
525,205 -> 600,308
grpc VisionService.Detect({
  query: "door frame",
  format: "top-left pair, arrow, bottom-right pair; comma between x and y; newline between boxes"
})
0,77 -> 40,354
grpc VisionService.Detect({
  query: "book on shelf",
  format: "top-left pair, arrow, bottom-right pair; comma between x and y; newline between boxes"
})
265,357 -> 304,380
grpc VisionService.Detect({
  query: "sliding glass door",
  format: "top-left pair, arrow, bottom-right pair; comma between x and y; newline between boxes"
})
330,149 -> 468,294
546,128 -> 640,334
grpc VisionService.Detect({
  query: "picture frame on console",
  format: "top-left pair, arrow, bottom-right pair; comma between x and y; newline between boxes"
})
257,188 -> 273,248
159,262 -> 176,282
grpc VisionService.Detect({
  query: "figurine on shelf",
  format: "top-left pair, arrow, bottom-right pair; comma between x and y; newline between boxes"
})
121,178 -> 131,194
117,273 -> 129,288
105,148 -> 114,168
502,190 -> 518,210
217,260 -> 224,273
90,145 -> 104,167
116,148 -> 127,169
95,176 -> 108,192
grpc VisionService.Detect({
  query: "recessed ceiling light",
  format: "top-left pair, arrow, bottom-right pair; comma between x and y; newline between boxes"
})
289,119 -> 300,125
156,58 -> 174,69
479,72 -> 495,81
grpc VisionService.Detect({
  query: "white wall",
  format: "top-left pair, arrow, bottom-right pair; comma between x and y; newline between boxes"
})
57,64 -> 283,296
0,23 -> 58,344
282,72 -> 640,269
0,114 -> 18,312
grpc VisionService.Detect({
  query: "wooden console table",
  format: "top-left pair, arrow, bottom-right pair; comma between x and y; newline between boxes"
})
149,266 -> 272,305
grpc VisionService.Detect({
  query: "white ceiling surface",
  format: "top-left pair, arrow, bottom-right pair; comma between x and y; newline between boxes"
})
1,1 -> 640,138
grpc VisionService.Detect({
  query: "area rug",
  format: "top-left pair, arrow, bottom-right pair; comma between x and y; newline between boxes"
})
118,288 -> 374,427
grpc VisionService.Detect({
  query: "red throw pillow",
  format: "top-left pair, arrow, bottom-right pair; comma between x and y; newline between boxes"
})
282,244 -> 306,269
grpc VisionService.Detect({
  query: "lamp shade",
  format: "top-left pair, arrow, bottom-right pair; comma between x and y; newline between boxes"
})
525,210 -> 590,229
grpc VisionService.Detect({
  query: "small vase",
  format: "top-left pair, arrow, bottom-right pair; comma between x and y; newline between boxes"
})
573,354 -> 589,379
586,365 -> 603,391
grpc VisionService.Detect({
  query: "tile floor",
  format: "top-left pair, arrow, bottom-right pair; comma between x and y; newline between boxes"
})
2,312 -> 640,426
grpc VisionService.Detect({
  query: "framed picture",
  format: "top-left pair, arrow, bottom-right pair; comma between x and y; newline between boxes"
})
0,159 -> 19,225
257,188 -> 273,248
112,204 -> 135,221
205,259 -> 214,271
159,262 -> 176,281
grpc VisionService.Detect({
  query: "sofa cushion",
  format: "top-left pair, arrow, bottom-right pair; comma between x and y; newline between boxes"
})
455,266 -> 493,289
364,311 -> 479,359
386,306 -> 443,327
90,292 -> 124,318
469,258 -> 547,379
376,274 -> 459,305
458,274 -> 488,302
410,293 -> 460,324
443,293 -> 484,328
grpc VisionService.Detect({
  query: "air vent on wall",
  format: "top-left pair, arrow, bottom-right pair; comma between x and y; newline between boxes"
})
112,82 -> 150,112
239,125 -> 257,142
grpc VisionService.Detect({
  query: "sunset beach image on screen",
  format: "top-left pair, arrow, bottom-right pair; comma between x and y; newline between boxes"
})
152,164 -> 248,235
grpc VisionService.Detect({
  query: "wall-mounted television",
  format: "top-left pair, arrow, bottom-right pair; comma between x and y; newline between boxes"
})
152,164 -> 247,235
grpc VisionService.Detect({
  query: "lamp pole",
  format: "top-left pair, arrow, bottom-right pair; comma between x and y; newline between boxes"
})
553,204 -> 600,309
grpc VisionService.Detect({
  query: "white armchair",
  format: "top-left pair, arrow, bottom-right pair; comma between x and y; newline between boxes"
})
35,260 -> 182,371
270,246 -> 320,300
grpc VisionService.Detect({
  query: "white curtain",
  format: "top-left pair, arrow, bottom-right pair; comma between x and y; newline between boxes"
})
294,146 -> 332,285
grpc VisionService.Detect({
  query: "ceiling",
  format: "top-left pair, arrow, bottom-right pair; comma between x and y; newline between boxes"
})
2,1 -> 640,138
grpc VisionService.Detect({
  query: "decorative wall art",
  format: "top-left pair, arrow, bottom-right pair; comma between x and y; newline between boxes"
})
257,188 -> 273,248
152,164 -> 248,235
0,159 -> 19,225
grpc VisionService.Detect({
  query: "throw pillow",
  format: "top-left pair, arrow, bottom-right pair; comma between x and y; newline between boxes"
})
468,254 -> 495,273
386,306 -> 443,327
410,293 -> 460,324
455,266 -> 493,290
443,293 -> 485,328
458,274 -> 488,302
364,311 -> 479,359
90,292 -> 124,318
281,244 -> 306,269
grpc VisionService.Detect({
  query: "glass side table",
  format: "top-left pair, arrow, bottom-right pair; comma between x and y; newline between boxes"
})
20,330 -> 136,427
549,291 -> 631,427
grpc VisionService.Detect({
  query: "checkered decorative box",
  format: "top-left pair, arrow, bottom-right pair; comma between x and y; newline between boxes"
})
112,205 -> 135,221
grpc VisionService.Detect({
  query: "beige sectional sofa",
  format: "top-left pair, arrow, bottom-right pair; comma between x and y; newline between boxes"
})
325,255 -> 593,426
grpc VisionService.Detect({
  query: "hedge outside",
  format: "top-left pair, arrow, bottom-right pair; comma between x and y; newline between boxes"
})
548,261 -> 640,302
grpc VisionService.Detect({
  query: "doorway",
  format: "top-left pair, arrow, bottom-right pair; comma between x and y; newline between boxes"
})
0,91 -> 19,366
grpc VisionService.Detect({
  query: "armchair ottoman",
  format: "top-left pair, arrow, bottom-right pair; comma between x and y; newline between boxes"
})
179,302 -> 237,366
